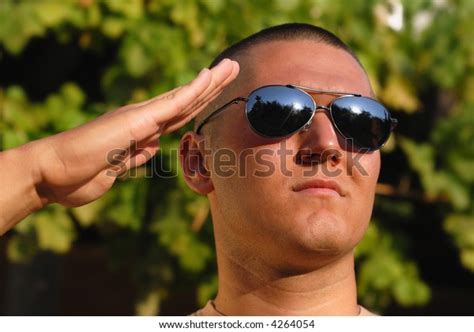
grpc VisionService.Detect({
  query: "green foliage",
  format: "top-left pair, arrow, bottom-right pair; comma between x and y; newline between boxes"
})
1,0 -> 473,314
400,105 -> 474,272
356,223 -> 431,310
445,214 -> 474,272
2,83 -> 91,148
6,205 -> 76,261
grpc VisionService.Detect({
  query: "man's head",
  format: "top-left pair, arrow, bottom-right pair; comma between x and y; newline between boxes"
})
180,23 -> 381,274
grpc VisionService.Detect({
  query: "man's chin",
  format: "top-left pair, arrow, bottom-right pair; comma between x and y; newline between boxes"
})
283,213 -> 360,258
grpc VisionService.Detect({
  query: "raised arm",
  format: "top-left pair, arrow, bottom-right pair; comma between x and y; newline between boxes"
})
0,59 -> 239,235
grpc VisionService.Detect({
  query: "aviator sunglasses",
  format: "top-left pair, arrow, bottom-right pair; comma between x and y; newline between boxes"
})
196,85 -> 398,151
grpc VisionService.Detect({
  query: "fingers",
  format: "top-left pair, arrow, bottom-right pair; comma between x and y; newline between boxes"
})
162,60 -> 240,134
105,84 -> 184,119
123,143 -> 160,171
184,59 -> 239,111
163,63 -> 239,134
101,59 -> 232,119
105,134 -> 160,177
104,59 -> 238,134
139,59 -> 239,125
163,89 -> 221,134
178,60 -> 239,117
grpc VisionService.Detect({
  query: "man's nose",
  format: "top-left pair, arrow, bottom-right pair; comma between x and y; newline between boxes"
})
301,110 -> 340,149
294,110 -> 342,165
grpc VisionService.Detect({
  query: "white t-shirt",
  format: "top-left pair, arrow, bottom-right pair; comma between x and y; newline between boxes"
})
192,300 -> 377,316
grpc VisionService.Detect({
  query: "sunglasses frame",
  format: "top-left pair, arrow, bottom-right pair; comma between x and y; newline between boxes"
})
195,84 -> 398,150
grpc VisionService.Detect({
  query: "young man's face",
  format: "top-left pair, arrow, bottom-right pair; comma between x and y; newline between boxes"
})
186,40 -> 380,270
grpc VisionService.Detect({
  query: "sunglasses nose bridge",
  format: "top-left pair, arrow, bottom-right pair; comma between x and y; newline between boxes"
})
315,105 -> 331,112
300,105 -> 332,132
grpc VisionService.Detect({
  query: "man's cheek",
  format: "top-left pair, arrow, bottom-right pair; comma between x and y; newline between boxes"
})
349,152 -> 380,181
250,151 -> 275,177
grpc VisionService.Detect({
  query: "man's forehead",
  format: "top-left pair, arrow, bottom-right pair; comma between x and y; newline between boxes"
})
239,40 -> 372,96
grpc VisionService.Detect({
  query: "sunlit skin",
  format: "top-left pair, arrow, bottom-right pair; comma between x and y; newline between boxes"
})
180,40 -> 380,315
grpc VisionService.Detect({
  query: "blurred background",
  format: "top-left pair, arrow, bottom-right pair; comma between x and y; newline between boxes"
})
0,0 -> 473,315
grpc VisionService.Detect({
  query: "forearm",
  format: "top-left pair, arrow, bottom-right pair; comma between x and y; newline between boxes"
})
0,142 -> 44,235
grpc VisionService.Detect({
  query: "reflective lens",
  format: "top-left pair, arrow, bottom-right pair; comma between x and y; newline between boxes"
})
330,96 -> 392,150
245,86 -> 314,137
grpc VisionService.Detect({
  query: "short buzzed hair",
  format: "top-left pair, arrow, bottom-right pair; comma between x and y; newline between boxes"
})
209,23 -> 363,68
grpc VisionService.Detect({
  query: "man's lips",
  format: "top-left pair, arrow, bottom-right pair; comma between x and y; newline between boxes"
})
291,179 -> 345,197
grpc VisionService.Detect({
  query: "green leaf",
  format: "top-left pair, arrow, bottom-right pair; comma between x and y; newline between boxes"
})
197,275 -> 218,306
393,278 -> 431,306
101,17 -> 127,38
105,0 -> 144,18
71,197 -> 106,227
32,208 -> 76,253
460,249 -> 474,272
6,234 -> 38,263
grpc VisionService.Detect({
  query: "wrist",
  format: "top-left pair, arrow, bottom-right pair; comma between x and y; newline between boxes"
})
0,142 -> 46,234
9,141 -> 47,211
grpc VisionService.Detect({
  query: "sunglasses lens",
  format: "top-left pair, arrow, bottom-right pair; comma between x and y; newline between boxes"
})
331,96 -> 392,150
246,86 -> 314,137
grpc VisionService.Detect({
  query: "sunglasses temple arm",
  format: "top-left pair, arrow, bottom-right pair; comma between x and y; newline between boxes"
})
195,97 -> 248,134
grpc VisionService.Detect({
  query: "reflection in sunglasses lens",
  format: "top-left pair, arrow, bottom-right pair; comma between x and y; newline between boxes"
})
331,96 -> 391,150
246,86 -> 314,137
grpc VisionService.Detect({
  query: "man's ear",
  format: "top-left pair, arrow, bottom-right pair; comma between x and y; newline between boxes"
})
179,132 -> 214,195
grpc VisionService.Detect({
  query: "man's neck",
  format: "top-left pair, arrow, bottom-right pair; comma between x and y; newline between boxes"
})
213,250 -> 359,315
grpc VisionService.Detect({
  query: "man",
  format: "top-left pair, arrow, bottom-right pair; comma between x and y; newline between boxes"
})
0,23 -> 395,315
181,23 -> 395,315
